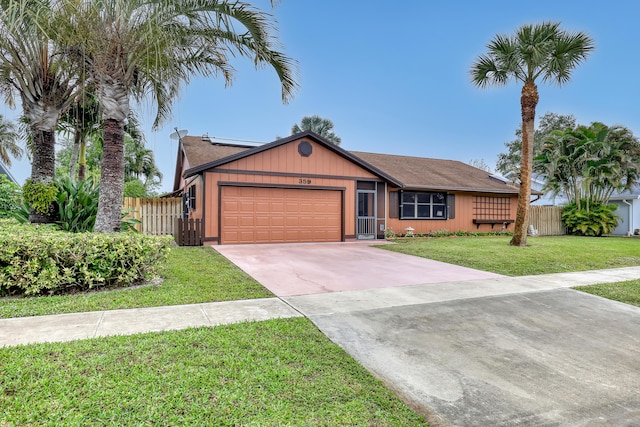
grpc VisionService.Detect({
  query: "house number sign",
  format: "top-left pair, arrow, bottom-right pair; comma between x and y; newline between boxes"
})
299,178 -> 312,184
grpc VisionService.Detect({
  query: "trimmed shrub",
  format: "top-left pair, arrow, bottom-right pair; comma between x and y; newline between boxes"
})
22,179 -> 57,215
0,219 -> 172,296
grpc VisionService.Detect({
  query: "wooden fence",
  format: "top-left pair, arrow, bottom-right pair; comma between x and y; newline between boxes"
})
123,197 -> 182,235
528,205 -> 566,236
174,218 -> 204,246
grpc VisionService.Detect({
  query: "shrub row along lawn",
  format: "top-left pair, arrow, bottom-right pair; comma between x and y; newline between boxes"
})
0,246 -> 272,319
0,318 -> 428,427
381,235 -> 640,276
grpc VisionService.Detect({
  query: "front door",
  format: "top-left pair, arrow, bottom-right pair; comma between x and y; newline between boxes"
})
357,190 -> 376,239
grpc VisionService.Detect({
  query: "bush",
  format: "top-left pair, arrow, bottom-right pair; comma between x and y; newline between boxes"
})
22,179 -> 57,215
56,176 -> 100,232
0,219 -> 172,296
562,202 -> 619,236
0,175 -> 21,218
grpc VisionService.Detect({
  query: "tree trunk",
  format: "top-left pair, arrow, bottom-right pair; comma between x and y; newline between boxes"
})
69,124 -> 81,180
94,118 -> 125,232
510,79 -> 539,246
78,136 -> 87,181
29,128 -> 56,224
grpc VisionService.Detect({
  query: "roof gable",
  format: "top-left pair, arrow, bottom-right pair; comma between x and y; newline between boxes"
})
182,131 -> 401,185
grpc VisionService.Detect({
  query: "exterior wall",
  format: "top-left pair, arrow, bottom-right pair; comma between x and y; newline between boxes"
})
612,199 -> 640,236
186,176 -> 204,221
201,138 -> 378,242
175,146 -> 192,191
385,191 -> 519,235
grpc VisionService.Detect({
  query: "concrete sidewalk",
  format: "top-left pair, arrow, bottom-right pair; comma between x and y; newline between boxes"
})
0,298 -> 302,347
2,266 -> 640,348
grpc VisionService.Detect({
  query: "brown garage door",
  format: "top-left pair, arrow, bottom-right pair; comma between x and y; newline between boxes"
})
221,186 -> 342,244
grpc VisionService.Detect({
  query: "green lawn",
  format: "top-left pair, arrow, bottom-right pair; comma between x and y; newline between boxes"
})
575,280 -> 640,307
0,246 -> 272,319
0,318 -> 428,427
4,235 -> 640,427
381,235 -> 640,276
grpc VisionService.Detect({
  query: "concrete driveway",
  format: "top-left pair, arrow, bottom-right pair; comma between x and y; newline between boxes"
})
286,284 -> 640,426
215,242 -> 640,425
214,241 -> 504,296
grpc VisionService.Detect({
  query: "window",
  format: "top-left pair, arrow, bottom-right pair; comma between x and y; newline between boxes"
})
188,185 -> 196,210
400,191 -> 447,219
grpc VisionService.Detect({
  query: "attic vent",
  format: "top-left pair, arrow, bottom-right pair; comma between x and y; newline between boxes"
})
202,134 -> 211,142
298,140 -> 312,157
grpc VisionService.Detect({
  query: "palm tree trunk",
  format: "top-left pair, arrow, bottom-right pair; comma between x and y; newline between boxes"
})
78,136 -> 87,181
510,80 -> 539,246
29,128 -> 56,224
69,124 -> 81,180
94,118 -> 124,232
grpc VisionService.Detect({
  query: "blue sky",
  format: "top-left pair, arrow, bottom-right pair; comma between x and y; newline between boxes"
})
4,0 -> 640,193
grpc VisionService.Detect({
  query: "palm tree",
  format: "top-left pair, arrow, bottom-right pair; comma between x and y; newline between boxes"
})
124,117 -> 163,188
471,22 -> 594,246
54,0 -> 298,232
291,115 -> 341,145
536,122 -> 640,209
0,0 -> 80,223
0,114 -> 21,166
58,88 -> 102,181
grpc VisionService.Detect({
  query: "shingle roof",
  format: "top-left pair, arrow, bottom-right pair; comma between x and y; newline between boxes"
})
352,151 -> 520,194
0,161 -> 16,183
179,133 -> 520,194
610,185 -> 640,200
181,136 -> 251,169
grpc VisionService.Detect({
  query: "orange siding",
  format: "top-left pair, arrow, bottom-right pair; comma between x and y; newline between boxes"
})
202,137 -> 379,242
386,192 -> 519,235
222,139 -> 377,178
187,176 -> 204,220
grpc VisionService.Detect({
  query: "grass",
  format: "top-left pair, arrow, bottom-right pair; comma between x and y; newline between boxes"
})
0,318 -> 428,427
3,235 -> 639,426
0,246 -> 272,319
381,235 -> 640,276
575,280 -> 640,307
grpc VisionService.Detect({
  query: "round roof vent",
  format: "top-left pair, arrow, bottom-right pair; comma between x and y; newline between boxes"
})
298,141 -> 313,157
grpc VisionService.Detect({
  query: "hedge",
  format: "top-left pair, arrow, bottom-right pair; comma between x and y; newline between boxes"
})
0,219 -> 172,296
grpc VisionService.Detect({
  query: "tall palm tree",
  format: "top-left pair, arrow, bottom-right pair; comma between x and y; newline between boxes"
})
291,115 -> 341,145
0,0 -> 80,223
0,114 -> 21,166
55,0 -> 298,232
471,22 -> 594,246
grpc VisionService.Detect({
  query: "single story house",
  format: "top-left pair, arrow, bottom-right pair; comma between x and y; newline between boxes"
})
173,131 -> 524,245
610,186 -> 640,236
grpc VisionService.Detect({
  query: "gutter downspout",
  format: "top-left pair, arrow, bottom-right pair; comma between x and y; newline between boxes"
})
622,199 -> 633,236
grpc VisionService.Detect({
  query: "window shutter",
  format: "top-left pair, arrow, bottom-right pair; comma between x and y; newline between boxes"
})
447,194 -> 455,219
189,186 -> 196,210
389,192 -> 399,219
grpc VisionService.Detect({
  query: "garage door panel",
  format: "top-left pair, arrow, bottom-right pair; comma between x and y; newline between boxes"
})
221,187 -> 342,244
